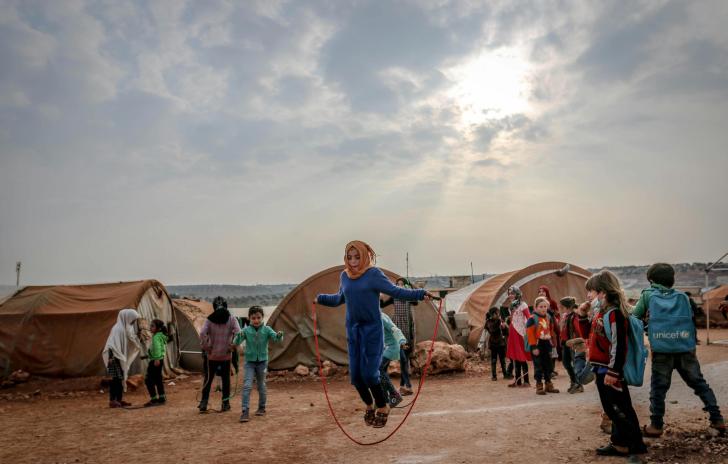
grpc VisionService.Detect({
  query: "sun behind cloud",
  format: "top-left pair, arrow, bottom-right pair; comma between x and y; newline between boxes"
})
445,47 -> 533,128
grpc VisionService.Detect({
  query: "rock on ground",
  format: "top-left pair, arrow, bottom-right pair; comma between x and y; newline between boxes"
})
320,360 -> 338,377
294,364 -> 310,376
410,341 -> 466,374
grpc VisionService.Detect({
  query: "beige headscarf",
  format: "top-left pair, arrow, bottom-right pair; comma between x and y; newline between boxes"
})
344,240 -> 376,280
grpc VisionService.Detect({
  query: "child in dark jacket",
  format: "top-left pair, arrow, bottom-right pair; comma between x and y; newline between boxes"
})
484,307 -> 508,381
144,319 -> 170,407
586,271 -> 647,457
526,297 -> 559,395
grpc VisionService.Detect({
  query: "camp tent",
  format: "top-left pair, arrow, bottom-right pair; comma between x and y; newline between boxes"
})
0,280 -> 179,377
445,262 -> 592,349
172,298 -> 213,372
702,285 -> 728,328
267,265 -> 454,370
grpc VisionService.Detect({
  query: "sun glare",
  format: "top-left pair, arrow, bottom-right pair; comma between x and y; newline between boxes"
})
446,48 -> 531,127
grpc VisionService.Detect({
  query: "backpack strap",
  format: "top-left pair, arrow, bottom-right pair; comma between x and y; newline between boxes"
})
602,308 -> 615,340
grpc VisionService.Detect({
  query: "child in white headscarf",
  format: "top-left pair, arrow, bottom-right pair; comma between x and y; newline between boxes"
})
102,309 -> 143,408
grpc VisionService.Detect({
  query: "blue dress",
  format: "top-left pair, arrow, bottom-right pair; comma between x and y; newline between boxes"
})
317,267 -> 425,388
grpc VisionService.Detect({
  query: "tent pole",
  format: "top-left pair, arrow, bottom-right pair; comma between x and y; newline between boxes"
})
706,270 -> 710,345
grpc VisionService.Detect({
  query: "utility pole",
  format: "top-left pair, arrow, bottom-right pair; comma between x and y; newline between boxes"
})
16,261 -> 21,287
471,262 -> 474,284
406,252 -> 409,279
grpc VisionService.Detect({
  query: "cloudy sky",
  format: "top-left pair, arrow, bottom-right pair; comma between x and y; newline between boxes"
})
1,0 -> 727,286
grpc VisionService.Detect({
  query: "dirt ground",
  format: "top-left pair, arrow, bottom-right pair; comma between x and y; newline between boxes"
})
1,329 -> 727,464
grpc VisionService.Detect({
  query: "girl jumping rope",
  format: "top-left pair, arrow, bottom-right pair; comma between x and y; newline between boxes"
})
315,240 -> 435,428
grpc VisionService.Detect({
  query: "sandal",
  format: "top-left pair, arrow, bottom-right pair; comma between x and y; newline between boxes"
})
372,410 -> 389,428
364,409 -> 375,426
642,424 -> 663,438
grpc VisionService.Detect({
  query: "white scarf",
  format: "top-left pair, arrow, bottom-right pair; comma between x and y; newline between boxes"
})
102,309 -> 143,389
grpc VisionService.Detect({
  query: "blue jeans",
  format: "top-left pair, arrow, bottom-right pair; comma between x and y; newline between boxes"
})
242,360 -> 267,411
399,347 -> 411,388
573,352 -> 594,385
649,351 -> 723,428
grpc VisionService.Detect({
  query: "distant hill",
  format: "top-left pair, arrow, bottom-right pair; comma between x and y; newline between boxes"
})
167,284 -> 296,308
597,263 -> 724,290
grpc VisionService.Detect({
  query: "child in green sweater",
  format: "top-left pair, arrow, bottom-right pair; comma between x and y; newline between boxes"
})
144,319 -> 169,407
237,306 -> 284,423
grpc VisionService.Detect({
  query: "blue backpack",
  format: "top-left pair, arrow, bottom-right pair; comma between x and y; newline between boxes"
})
603,309 -> 648,387
646,287 -> 696,353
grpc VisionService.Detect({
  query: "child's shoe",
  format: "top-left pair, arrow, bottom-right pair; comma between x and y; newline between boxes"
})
491,375 -> 497,381
545,381 -> 560,393
400,386 -> 413,396
518,382 -> 531,388
364,408 -> 375,426
157,396 -> 166,405
221,400 -> 231,412
569,384 -> 584,394
198,400 -> 208,413
255,408 -> 266,416
596,443 -> 629,456
239,409 -> 250,423
144,399 -> 157,407
372,408 -> 390,428
536,382 -> 546,395
119,400 -> 132,407
566,337 -> 586,353
642,424 -> 663,438
109,400 -> 122,408
710,418 -> 726,436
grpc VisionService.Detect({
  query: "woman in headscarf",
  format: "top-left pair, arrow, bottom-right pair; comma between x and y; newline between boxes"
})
103,308 -> 143,408
316,241 -> 435,428
505,286 -> 532,387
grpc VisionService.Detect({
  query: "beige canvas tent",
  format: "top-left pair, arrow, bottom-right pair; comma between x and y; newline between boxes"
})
267,265 -> 454,370
172,298 -> 213,371
0,280 -> 179,377
445,262 -> 592,348
702,285 -> 728,328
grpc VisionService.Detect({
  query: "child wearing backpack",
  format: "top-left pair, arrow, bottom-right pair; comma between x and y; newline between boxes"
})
633,263 -> 725,437
586,270 -> 647,457
380,312 -> 406,407
237,306 -> 284,423
526,297 -> 559,395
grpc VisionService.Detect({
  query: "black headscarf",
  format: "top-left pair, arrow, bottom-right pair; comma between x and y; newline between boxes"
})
208,296 -> 231,324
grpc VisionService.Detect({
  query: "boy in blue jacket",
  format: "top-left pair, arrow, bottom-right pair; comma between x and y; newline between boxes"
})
633,263 -> 724,437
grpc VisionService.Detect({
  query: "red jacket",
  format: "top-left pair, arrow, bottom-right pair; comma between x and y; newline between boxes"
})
587,306 -> 628,378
